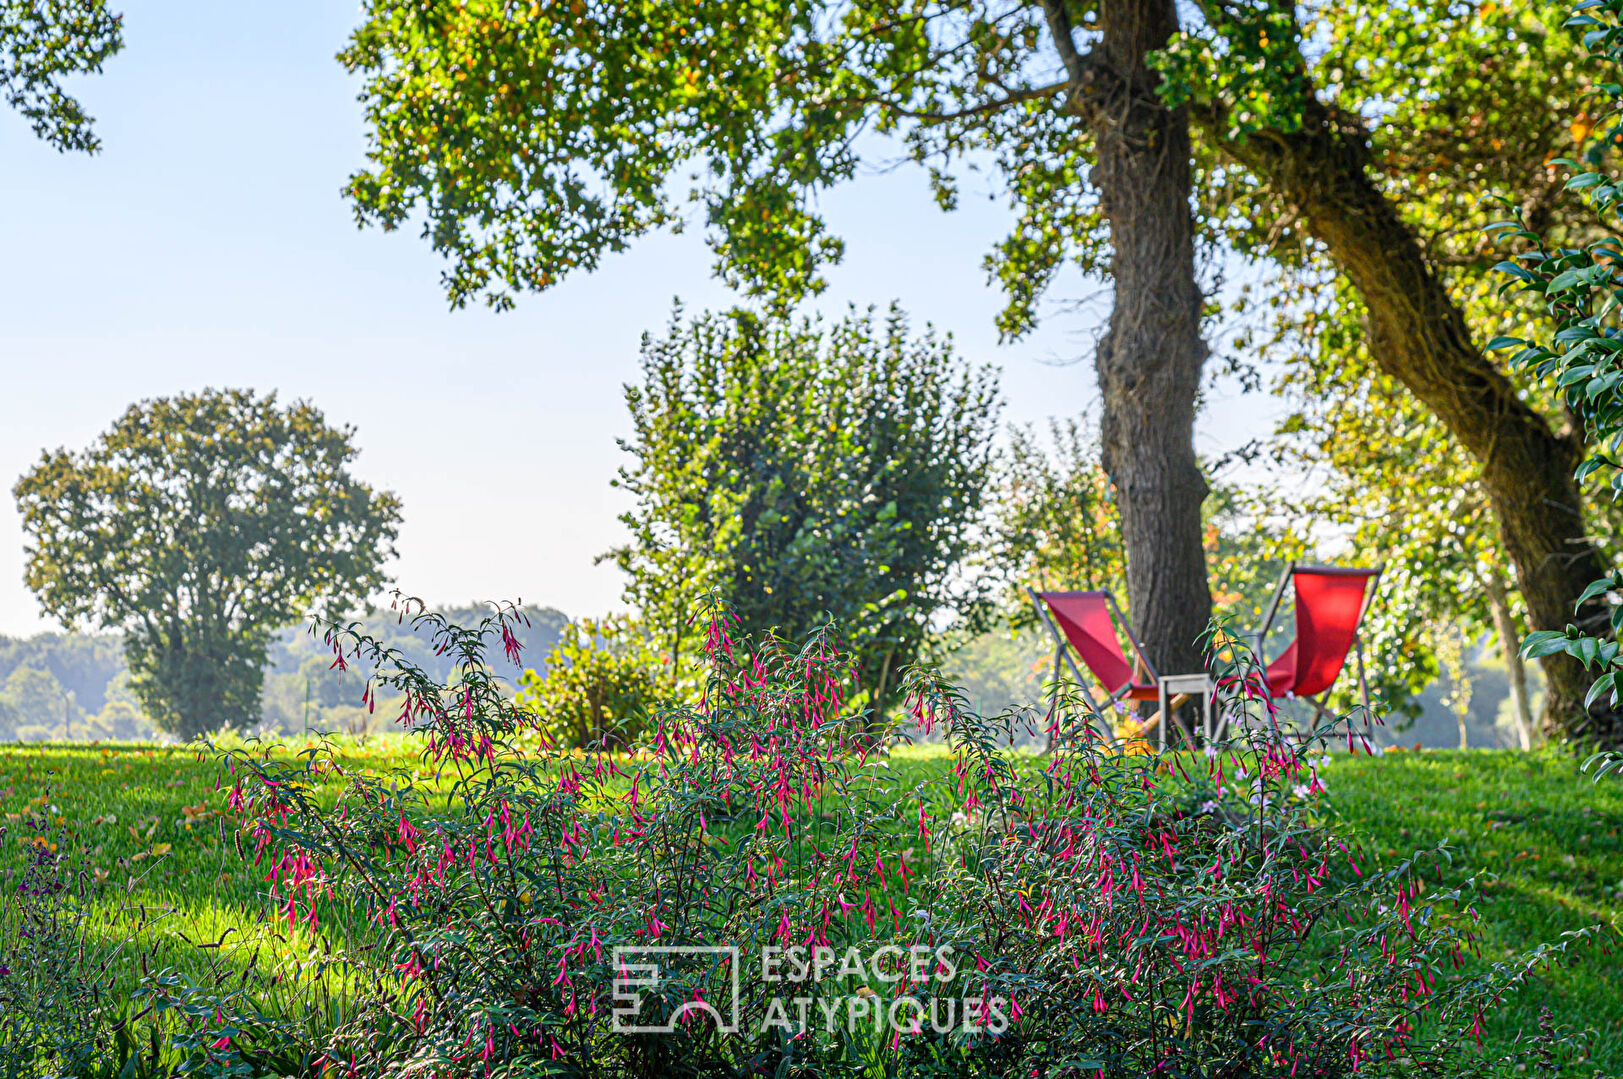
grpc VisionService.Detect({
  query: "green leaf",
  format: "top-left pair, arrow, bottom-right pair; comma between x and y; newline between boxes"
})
1585,670 -> 1617,709
1547,267 -> 1588,292
1522,630 -> 1575,659
1577,577 -> 1621,607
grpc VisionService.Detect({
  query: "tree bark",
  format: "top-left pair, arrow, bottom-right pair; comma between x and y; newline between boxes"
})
1485,569 -> 1536,751
1045,0 -> 1214,706
1201,101 -> 1616,743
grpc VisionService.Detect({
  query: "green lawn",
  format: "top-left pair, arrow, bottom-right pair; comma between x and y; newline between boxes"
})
1322,748 -> 1623,1069
2,740 -> 1619,1072
0,736 -> 417,1060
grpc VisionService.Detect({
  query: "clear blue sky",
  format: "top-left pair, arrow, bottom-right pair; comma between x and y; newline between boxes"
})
0,0 -> 1279,638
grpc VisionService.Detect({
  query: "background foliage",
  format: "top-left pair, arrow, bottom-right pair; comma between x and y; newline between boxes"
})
0,0 -> 122,153
1490,0 -> 1623,735
608,304 -> 999,716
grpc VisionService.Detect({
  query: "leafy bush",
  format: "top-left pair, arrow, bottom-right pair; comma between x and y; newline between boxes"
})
515,616 -> 660,749
1488,0 -> 1623,745
216,600 -> 1596,1078
608,304 -> 1000,715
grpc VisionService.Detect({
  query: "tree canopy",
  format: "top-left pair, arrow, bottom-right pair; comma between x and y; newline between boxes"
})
1,0 -> 123,152
341,1 -> 1108,317
607,303 -> 999,715
332,0 -> 1621,737
13,389 -> 403,737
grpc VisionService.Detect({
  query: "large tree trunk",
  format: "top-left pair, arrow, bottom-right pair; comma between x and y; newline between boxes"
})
1203,102 -> 1616,743
1044,0 -> 1214,704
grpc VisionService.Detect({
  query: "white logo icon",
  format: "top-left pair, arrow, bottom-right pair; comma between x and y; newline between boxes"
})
611,946 -> 741,1034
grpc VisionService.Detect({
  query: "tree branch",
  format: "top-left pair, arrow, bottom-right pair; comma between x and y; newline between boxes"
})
1036,0 -> 1119,123
828,80 -> 1068,124
1037,0 -> 1088,88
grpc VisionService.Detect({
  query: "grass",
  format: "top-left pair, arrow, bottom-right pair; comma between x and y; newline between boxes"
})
1323,747 -> 1623,1066
0,734 -> 428,1075
2,739 -> 1620,1072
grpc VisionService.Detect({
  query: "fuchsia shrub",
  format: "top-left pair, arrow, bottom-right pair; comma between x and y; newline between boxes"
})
218,599 -> 1593,1078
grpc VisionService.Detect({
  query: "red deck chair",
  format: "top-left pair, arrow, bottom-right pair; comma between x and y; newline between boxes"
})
1029,588 -> 1202,745
1252,563 -> 1381,718
1031,589 -> 1157,706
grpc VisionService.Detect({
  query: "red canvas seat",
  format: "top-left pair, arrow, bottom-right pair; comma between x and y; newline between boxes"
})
1029,587 -> 1216,748
1256,564 -> 1380,707
1037,591 -> 1159,702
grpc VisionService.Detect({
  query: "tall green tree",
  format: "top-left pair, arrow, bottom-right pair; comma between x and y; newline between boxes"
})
1156,0 -> 1614,736
2,0 -> 123,152
995,418 -> 1124,598
0,664 -> 78,741
13,389 -> 402,738
339,0 -> 1217,690
607,304 -> 999,715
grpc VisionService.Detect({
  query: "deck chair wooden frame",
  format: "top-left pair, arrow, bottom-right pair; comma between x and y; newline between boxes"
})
1249,562 -> 1382,725
1028,587 -> 1197,747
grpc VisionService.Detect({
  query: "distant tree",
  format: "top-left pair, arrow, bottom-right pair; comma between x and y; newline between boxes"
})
0,663 -> 79,740
608,304 -> 999,716
86,669 -> 151,741
13,389 -> 402,738
995,419 -> 1126,599
0,630 -> 123,712
2,0 -> 123,152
